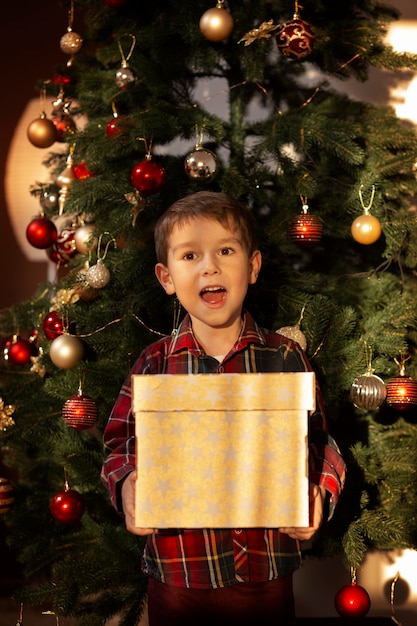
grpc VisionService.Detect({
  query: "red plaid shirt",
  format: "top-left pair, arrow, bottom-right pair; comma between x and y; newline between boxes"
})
101,311 -> 345,588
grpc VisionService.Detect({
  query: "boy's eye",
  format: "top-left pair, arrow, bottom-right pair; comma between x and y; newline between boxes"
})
183,252 -> 196,260
219,247 -> 234,255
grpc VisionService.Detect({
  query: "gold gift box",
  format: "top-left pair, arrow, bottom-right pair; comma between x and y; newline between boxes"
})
133,372 -> 315,529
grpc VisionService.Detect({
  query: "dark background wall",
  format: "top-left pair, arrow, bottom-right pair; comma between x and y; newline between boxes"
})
0,0 -> 66,310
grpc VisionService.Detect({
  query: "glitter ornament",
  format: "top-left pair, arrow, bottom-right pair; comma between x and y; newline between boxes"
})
85,233 -> 116,289
185,135 -> 218,182
0,398 -> 15,432
276,324 -> 307,351
115,34 -> 137,89
60,30 -> 83,55
62,387 -> 98,430
49,334 -> 84,369
86,259 -> 111,289
289,202 -> 323,248
0,478 -> 15,515
50,483 -> 85,524
115,66 -> 136,89
276,2 -> 315,60
276,307 -> 307,350
59,1 -> 82,57
386,357 -> 417,411
131,155 -> 166,196
200,0 -> 234,42
73,266 -> 100,302
26,215 -> 58,249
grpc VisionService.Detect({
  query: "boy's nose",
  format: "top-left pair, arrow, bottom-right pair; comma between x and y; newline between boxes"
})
203,254 -> 220,274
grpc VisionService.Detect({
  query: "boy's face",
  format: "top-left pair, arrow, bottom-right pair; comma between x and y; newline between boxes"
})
155,216 -> 261,335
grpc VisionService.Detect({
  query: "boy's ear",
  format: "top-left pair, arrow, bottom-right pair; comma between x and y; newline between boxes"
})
155,263 -> 176,295
248,250 -> 262,285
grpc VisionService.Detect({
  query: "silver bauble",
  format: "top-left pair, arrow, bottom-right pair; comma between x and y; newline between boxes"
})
40,190 -> 59,211
86,259 -> 111,288
184,148 -> 218,182
115,66 -> 136,89
350,372 -> 386,411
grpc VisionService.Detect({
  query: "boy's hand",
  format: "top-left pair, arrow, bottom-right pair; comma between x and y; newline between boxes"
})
279,484 -> 326,541
121,470 -> 157,536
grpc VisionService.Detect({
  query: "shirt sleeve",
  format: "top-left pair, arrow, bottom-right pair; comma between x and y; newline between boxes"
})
308,380 -> 346,519
280,340 -> 346,519
101,348 -> 154,514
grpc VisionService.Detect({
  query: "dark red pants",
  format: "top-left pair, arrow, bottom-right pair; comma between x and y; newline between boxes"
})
147,576 -> 295,626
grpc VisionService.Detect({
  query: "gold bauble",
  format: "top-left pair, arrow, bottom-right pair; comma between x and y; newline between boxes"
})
199,6 -> 234,42
27,114 -> 58,148
60,30 -> 83,55
351,213 -> 382,245
74,224 -> 97,254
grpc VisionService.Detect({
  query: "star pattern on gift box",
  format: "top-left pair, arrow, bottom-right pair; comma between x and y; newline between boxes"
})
134,373 -> 313,528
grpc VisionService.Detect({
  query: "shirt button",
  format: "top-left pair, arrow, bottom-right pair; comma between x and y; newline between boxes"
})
234,529 -> 242,535
218,365 -> 224,373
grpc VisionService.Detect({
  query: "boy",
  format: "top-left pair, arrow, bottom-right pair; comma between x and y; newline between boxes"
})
101,191 -> 345,626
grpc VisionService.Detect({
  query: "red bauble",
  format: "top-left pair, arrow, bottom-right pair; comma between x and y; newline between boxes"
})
62,390 -> 98,430
26,216 -> 58,249
6,337 -> 37,366
130,157 -> 166,196
50,487 -> 85,524
386,372 -> 417,411
42,311 -> 65,340
0,477 -> 15,515
289,206 -> 323,248
335,582 -> 371,619
276,17 -> 315,60
106,115 -> 127,138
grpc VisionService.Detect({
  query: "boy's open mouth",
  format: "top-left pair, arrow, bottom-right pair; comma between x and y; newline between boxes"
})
200,287 -> 226,304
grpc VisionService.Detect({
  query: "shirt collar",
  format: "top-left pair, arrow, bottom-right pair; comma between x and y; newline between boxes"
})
169,310 -> 266,357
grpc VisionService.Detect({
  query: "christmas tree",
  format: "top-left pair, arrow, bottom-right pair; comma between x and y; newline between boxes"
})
1,0 -> 417,623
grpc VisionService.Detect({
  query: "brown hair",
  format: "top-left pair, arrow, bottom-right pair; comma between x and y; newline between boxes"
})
154,191 -> 258,265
